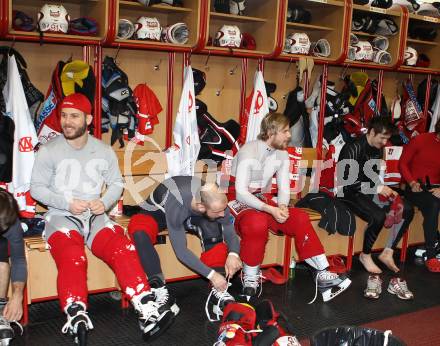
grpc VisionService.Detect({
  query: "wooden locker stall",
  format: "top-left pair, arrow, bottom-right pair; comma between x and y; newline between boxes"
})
347,4 -> 405,69
5,0 -> 109,44
203,0 -> 282,57
279,0 -> 349,63
399,12 -> 440,73
112,0 -> 203,50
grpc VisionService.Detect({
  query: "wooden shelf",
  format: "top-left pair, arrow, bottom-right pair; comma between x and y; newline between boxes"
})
399,65 -> 440,72
352,4 -> 401,17
286,22 -> 334,31
119,1 -> 192,13
9,30 -> 100,41
407,38 -> 438,46
351,31 -> 379,38
346,59 -> 392,67
408,13 -> 439,23
13,0 -> 99,4
115,38 -> 191,47
205,46 -> 267,55
292,0 -> 345,8
210,12 -> 267,23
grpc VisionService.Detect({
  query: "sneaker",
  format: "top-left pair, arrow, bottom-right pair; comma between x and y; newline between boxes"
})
387,278 -> 414,300
151,285 -> 180,316
241,271 -> 264,301
205,285 -> 235,322
131,291 -> 175,342
364,275 -> 382,299
0,315 -> 14,346
61,302 -> 94,346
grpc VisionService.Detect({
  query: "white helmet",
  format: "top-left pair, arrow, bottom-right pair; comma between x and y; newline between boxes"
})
287,32 -> 311,55
161,22 -> 189,44
37,4 -> 70,33
353,40 -> 374,61
310,39 -> 331,57
215,25 -> 242,47
117,19 -> 135,39
373,50 -> 392,65
135,17 -> 162,40
404,46 -> 418,66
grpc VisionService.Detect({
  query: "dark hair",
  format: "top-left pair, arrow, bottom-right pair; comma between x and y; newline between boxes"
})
367,116 -> 396,136
436,118 -> 440,134
0,189 -> 19,233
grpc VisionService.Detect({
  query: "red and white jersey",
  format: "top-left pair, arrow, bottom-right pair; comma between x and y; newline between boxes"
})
239,70 -> 269,144
165,65 -> 200,177
3,55 -> 37,216
133,83 -> 162,144
383,145 -> 403,185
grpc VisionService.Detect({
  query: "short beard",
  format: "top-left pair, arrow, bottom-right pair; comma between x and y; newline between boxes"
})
63,123 -> 87,140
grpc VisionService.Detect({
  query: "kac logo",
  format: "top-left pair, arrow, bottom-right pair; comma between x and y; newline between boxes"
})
19,137 -> 33,152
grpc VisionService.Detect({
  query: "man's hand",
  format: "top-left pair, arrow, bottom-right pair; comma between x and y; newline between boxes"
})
409,181 -> 422,193
378,185 -> 398,199
89,199 -> 105,215
2,296 -> 23,321
271,206 -> 288,223
225,254 -> 242,279
69,199 -> 89,215
430,187 -> 440,198
210,271 -> 228,292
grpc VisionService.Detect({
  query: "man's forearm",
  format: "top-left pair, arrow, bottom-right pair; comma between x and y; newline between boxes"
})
10,282 -> 25,302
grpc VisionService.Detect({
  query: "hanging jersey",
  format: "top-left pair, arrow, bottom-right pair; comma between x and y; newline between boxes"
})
133,83 -> 162,143
383,145 -> 403,185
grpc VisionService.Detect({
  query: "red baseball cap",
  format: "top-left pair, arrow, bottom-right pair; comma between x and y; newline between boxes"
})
61,93 -> 92,114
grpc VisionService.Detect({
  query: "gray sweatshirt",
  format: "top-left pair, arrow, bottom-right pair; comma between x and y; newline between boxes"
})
30,135 -> 123,215
231,140 -> 290,209
2,220 -> 27,283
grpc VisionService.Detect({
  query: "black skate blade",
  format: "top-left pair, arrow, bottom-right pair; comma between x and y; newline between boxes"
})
142,311 -> 175,342
74,323 -> 88,346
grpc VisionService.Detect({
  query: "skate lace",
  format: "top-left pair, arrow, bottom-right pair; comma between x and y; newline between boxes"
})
152,286 -> 169,307
213,323 -> 263,345
134,300 -> 160,322
61,310 -> 94,334
308,270 -> 340,305
0,317 -> 23,336
241,271 -> 264,297
205,282 -> 234,322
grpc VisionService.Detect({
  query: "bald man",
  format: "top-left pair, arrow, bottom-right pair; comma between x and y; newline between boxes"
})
127,176 -> 242,321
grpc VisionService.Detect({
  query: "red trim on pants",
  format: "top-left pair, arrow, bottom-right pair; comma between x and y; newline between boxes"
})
235,207 -> 324,266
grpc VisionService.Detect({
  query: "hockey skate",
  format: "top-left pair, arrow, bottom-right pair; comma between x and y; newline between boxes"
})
131,291 -> 175,342
0,316 -> 14,346
205,284 -> 235,322
61,302 -> 94,346
240,271 -> 264,302
308,270 -> 351,304
149,277 -> 180,316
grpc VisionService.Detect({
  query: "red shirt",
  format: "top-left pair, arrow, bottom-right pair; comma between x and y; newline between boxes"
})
399,133 -> 440,184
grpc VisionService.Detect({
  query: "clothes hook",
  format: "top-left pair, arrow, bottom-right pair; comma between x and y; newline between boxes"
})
114,44 -> 121,62
284,58 -> 293,79
204,51 -> 211,71
153,59 -> 162,71
7,37 -> 16,55
229,65 -> 238,75
216,85 -> 224,96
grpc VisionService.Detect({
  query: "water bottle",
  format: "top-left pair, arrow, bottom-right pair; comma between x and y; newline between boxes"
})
289,257 -> 296,281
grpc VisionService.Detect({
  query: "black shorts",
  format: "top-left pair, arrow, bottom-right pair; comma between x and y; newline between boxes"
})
0,236 -> 8,263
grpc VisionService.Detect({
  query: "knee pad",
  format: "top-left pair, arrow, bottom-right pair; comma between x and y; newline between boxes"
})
200,243 -> 228,268
48,230 -> 87,270
239,213 -> 269,236
91,226 -> 130,260
127,214 -> 159,244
